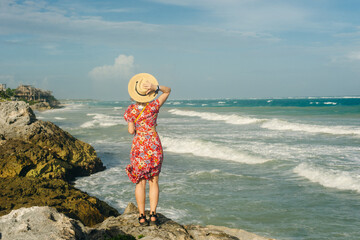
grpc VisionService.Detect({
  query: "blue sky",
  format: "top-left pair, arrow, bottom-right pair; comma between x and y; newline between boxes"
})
1,0 -> 360,100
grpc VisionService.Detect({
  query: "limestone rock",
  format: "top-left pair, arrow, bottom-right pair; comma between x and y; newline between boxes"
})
86,202 -> 274,240
0,101 -> 36,136
0,101 -> 104,180
0,177 -> 119,227
87,202 -> 191,240
0,206 -> 86,240
31,101 -> 51,111
0,101 -> 118,226
0,204 -> 275,240
185,224 -> 275,240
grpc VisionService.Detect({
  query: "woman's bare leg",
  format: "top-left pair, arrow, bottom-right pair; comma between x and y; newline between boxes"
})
149,175 -> 159,221
135,178 -> 146,222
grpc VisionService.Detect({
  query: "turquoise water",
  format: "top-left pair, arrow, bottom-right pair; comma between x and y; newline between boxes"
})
36,97 -> 360,240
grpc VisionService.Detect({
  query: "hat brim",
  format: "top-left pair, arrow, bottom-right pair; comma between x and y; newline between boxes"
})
128,73 -> 159,103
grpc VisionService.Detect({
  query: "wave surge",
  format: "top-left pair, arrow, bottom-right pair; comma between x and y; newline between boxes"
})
161,136 -> 270,164
81,113 -> 124,128
294,163 -> 360,193
261,119 -> 360,136
168,109 -> 264,125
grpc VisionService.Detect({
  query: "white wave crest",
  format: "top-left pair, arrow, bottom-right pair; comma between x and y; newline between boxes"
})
54,117 -> 66,120
168,109 -> 264,125
80,113 -> 124,128
161,136 -> 270,164
294,163 -> 360,193
261,119 -> 360,136
42,103 -> 84,113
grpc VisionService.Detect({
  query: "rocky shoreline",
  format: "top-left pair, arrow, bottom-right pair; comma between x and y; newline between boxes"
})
0,101 -> 274,240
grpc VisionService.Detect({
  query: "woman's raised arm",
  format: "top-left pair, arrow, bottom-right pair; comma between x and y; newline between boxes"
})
144,83 -> 171,107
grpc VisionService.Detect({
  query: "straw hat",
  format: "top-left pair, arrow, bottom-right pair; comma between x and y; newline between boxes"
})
128,73 -> 159,103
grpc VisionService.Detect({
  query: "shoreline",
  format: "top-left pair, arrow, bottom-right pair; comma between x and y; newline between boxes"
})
0,101 -> 275,240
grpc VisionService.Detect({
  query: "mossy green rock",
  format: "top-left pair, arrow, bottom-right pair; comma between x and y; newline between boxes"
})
0,101 -> 119,226
0,177 -> 119,226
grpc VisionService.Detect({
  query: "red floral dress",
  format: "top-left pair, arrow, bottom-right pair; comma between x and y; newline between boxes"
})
124,99 -> 163,183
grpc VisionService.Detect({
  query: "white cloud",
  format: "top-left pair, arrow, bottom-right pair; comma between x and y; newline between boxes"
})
347,51 -> 360,61
150,0 -> 312,31
89,55 -> 135,81
0,0 -> 283,47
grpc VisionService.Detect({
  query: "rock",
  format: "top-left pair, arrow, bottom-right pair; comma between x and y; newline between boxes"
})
184,225 -> 275,240
0,101 -> 36,128
0,206 -> 86,240
85,202 -> 274,240
31,101 -> 51,111
89,202 -> 191,240
0,101 -> 105,180
0,101 -> 118,226
0,204 -> 275,240
0,177 -> 119,227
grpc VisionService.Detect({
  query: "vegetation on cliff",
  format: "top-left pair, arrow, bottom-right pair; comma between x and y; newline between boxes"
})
0,85 -> 60,109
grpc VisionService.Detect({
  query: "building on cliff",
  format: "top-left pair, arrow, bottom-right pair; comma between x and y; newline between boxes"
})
0,84 -> 6,91
15,85 -> 53,102
13,85 -> 60,108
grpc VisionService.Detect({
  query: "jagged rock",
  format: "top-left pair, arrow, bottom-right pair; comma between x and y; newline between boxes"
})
0,204 -> 274,240
0,101 -> 104,179
86,202 -> 274,240
0,102 -> 104,178
31,101 -> 51,111
89,202 -> 191,240
0,101 -> 36,128
0,101 -> 118,226
0,177 -> 119,226
184,225 -> 275,240
0,206 -> 86,240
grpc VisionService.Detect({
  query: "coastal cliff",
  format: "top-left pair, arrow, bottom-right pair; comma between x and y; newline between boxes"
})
0,101 -> 274,240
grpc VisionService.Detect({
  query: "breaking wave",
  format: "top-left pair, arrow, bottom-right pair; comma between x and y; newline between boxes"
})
80,113 -> 124,128
168,109 -> 264,125
161,136 -> 270,164
261,119 -> 360,136
294,163 -> 360,193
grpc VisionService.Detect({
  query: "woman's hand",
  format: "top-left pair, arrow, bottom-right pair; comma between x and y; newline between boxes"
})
143,81 -> 157,94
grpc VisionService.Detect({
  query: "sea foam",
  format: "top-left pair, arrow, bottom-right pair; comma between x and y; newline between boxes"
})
168,109 -> 264,125
294,163 -> 360,193
261,119 -> 360,136
80,113 -> 124,128
161,136 -> 270,164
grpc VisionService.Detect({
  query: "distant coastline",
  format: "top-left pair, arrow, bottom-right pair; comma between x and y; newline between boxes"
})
0,84 -> 61,110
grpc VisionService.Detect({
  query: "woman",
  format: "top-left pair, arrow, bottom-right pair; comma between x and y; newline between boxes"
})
124,73 -> 171,226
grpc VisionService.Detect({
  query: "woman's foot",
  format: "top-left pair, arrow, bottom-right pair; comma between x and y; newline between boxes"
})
149,211 -> 159,226
138,213 -> 148,226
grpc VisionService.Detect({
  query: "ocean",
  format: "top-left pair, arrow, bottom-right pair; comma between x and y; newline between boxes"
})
35,97 -> 360,240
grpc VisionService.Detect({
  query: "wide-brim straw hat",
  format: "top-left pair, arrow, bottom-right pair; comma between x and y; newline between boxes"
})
128,73 -> 159,103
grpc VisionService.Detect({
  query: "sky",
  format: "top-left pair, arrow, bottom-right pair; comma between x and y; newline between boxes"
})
0,0 -> 360,100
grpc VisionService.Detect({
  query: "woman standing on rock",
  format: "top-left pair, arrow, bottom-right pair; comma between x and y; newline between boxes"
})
124,73 -> 171,226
